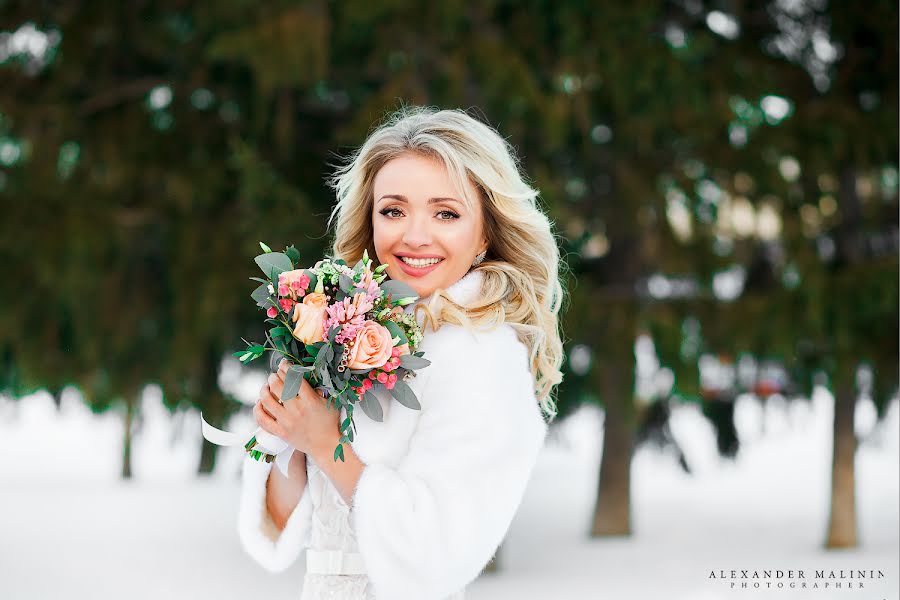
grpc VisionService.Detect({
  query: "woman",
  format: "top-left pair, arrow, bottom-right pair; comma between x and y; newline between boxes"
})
237,106 -> 566,600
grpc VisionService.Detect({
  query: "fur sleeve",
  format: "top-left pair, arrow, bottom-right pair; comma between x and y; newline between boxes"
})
350,324 -> 549,600
236,454 -> 315,572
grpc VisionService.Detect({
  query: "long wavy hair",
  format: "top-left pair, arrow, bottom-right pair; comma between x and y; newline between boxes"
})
325,106 -> 568,421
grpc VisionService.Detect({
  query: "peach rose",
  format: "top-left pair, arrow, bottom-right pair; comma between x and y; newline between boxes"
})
347,321 -> 395,370
291,292 -> 328,344
395,343 -> 410,356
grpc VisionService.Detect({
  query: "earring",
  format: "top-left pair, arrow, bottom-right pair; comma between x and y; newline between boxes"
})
471,250 -> 487,266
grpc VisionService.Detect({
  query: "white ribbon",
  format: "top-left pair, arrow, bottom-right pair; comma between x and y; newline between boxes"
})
200,413 -> 295,479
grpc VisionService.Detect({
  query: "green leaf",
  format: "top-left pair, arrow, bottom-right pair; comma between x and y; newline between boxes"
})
399,354 -> 430,369
339,273 -> 354,293
361,389 -> 384,421
249,277 -> 269,284
380,279 -> 419,303
319,365 -> 333,390
305,343 -> 321,356
285,245 -> 301,265
303,270 -> 318,290
383,321 -> 409,345
388,379 -> 421,410
270,327 -> 290,338
251,283 -> 272,308
259,241 -> 272,253
248,344 -> 266,354
254,252 -> 293,279
239,352 -> 254,362
232,350 -> 248,357
341,416 -> 352,431
281,365 -> 307,401
321,343 -> 335,363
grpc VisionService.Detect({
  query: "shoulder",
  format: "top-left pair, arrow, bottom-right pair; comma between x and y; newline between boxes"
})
419,322 -> 529,379
415,322 -> 545,432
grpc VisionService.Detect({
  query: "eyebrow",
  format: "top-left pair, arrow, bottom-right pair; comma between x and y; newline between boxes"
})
377,194 -> 463,206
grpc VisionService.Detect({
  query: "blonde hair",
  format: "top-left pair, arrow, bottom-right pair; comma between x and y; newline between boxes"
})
325,105 -> 568,421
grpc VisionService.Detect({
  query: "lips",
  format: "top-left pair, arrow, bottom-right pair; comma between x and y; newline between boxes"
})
395,255 -> 444,277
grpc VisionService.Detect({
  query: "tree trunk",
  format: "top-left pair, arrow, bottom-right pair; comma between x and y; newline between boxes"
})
825,380 -> 857,548
121,398 -> 134,479
591,354 -> 635,537
591,397 -> 633,535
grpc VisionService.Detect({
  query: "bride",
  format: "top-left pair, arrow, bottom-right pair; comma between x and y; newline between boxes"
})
237,106 -> 566,600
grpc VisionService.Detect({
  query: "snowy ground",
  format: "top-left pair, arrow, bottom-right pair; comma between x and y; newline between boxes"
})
0,385 -> 897,600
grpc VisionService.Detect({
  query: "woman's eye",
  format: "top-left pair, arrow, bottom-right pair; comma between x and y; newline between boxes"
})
379,208 -> 460,220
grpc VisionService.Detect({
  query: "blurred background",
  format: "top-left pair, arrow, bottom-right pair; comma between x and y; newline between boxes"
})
1,1 -> 897,599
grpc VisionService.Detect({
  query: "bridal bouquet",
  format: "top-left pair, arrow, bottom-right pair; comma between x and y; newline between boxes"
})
201,243 -> 430,474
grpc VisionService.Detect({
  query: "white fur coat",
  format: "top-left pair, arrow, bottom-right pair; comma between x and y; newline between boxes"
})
237,269 -> 549,600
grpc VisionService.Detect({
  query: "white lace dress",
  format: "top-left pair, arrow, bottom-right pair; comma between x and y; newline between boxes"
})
299,458 -> 375,600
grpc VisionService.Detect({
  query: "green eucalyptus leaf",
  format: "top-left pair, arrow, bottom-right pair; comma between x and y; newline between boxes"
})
388,379 -> 421,410
281,365 -> 305,401
259,241 -> 272,253
339,273 -> 354,293
251,283 -> 272,307
361,390 -> 384,422
285,245 -> 301,265
384,321 -> 409,345
399,354 -> 431,369
254,252 -> 293,279
380,279 -> 419,303
270,327 -> 290,339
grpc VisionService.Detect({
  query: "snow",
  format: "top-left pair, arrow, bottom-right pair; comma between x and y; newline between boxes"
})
0,385 -> 896,600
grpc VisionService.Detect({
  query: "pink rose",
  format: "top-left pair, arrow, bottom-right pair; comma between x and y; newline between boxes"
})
347,321 -> 395,370
291,293 -> 328,344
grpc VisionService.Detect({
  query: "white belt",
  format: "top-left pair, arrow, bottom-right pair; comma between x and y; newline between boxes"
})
306,549 -> 367,575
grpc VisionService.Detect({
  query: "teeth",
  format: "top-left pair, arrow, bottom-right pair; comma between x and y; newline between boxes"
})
400,256 -> 442,267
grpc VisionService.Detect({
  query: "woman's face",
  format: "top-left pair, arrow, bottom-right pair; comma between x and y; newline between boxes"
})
372,152 -> 488,300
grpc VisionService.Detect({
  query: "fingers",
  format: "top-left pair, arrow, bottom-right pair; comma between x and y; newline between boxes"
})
267,372 -> 284,400
253,400 -> 284,438
277,359 -> 290,380
258,382 -> 287,420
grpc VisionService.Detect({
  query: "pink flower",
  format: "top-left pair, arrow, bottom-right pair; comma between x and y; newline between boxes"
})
266,306 -> 278,318
388,373 -> 397,383
279,298 -> 295,313
290,293 -> 328,344
348,321 -> 394,370
277,270 -> 311,301
324,293 -> 375,345
362,378 -> 373,390
377,372 -> 388,384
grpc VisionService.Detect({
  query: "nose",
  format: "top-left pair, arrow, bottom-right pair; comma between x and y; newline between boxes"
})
400,213 -> 433,247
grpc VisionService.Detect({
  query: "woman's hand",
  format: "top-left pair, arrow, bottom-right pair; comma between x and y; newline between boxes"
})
254,358 -> 342,456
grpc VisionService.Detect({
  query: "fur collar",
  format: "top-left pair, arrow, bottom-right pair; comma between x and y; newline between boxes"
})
405,268 -> 485,329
